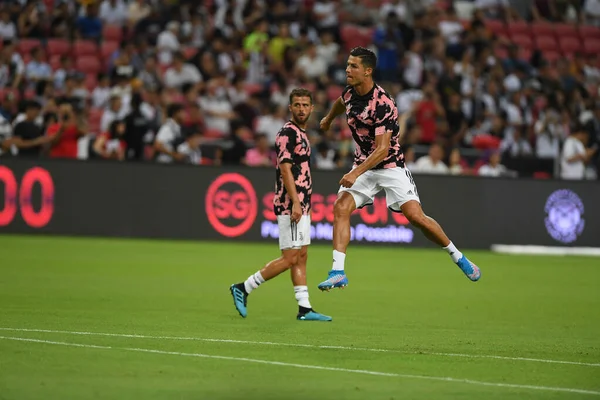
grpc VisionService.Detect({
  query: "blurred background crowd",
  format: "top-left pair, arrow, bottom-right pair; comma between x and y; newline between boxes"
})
1,0 -> 599,180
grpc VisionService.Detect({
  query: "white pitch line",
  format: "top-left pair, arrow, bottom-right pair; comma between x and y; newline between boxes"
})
1,335 -> 599,397
0,327 -> 598,367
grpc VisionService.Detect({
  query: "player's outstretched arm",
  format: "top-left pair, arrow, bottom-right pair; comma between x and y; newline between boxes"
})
320,97 -> 346,132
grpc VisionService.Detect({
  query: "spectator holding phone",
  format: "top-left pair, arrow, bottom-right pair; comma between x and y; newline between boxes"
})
45,100 -> 86,159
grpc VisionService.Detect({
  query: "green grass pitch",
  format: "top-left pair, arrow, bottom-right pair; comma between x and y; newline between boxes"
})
0,235 -> 598,399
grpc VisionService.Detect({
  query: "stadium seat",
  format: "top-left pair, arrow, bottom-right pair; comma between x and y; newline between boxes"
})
511,34 -> 533,49
584,39 -> 600,55
327,85 -> 343,101
519,48 -> 532,62
89,108 -> 103,134
579,25 -> 600,40
49,55 -> 62,70
484,19 -> 506,36
46,39 -> 71,57
102,25 -> 123,42
542,50 -> 561,63
85,75 -> 98,91
535,36 -> 557,52
531,22 -> 554,37
73,40 -> 99,57
494,46 -> 508,60
507,21 -> 530,37
101,41 -> 119,59
17,39 -> 42,55
554,23 -> 578,39
244,83 -> 263,96
559,37 -> 582,55
76,56 -> 101,74
204,128 -> 225,138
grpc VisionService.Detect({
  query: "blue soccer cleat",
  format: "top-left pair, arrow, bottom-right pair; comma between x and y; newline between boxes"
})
230,284 -> 248,318
317,270 -> 348,291
456,255 -> 481,281
297,310 -> 333,321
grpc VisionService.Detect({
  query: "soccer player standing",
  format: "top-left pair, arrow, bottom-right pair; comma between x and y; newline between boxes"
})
230,88 -> 332,321
317,47 -> 481,291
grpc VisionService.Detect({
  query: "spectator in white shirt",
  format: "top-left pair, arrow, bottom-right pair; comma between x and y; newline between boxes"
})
157,21 -> 181,65
25,47 -> 52,87
199,79 -> 236,135
99,0 -> 128,26
164,51 -> 202,90
414,143 -> 449,174
561,128 -> 597,180
403,40 -> 424,89
91,74 -> 111,109
100,94 -> 126,133
0,10 -> 16,40
534,110 -> 567,159
479,150 -> 508,177
154,103 -> 186,163
379,0 -> 406,21
295,43 -> 328,81
255,103 -> 287,144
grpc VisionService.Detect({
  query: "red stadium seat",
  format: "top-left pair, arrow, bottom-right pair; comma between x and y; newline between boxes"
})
101,41 -> 119,59
535,36 -> 557,51
76,56 -> 101,74
84,74 -> 98,91
531,22 -> 554,37
102,25 -> 123,42
494,46 -> 508,60
327,85 -> 343,101
73,40 -> 99,57
17,39 -> 42,55
484,19 -> 506,36
46,39 -> 71,57
542,51 -> 561,63
511,34 -> 533,49
204,128 -> 225,138
579,25 -> 600,40
584,39 -> 600,55
559,37 -> 582,55
507,21 -> 530,37
554,23 -> 578,39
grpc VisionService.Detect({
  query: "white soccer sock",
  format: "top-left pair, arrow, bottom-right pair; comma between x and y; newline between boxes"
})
294,286 -> 312,309
243,271 -> 265,294
332,250 -> 346,271
443,242 -> 463,263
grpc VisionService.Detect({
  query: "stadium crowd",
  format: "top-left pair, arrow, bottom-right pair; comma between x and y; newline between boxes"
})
0,0 -> 599,180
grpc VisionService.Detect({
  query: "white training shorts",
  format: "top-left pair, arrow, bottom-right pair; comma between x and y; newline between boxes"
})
277,214 -> 311,250
338,167 -> 421,212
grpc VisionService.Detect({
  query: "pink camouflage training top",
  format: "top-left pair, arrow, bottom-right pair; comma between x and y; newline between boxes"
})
342,84 -> 405,169
274,121 -> 312,216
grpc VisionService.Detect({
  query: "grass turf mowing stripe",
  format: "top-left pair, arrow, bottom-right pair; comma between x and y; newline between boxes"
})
1,335 -> 599,397
1,327 -> 598,368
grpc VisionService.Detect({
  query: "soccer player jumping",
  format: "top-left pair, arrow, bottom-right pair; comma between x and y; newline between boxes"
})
230,88 -> 332,321
317,47 -> 481,291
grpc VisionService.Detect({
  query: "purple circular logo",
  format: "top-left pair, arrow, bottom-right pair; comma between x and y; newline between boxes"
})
544,189 -> 585,244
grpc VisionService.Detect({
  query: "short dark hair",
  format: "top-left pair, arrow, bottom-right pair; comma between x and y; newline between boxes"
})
167,103 -> 184,118
350,47 -> 377,70
289,88 -> 312,105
